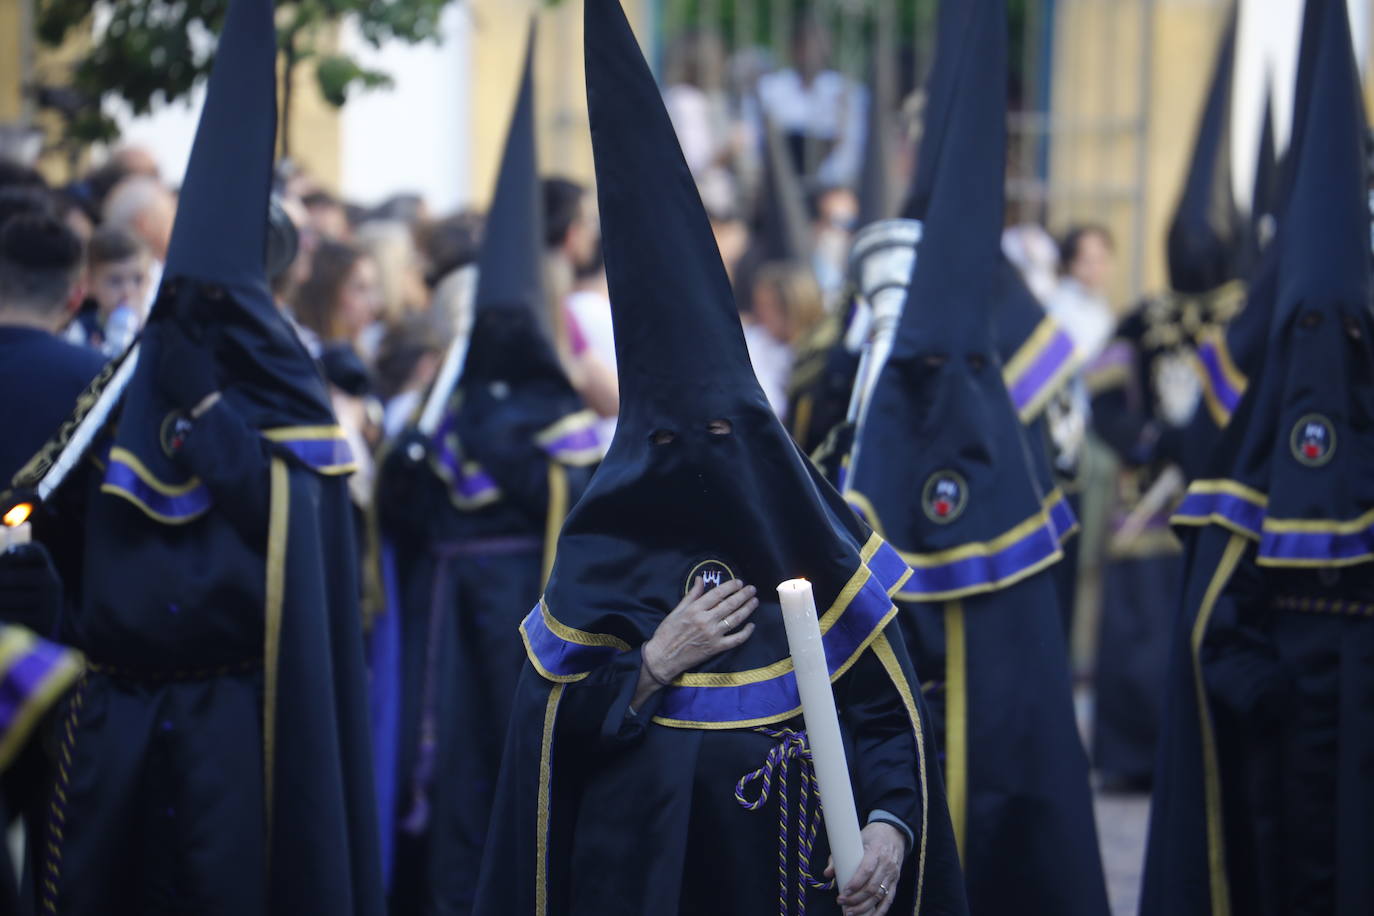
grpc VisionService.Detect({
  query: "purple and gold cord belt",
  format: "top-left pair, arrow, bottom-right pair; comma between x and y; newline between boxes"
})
735,727 -> 836,916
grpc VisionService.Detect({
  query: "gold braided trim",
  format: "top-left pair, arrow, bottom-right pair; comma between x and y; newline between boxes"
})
870,632 -> 930,916
542,462 -> 568,590
942,601 -> 967,865
263,457 -> 289,864
1274,596 -> 1374,617
535,684 -> 565,916
40,673 -> 86,914
1192,534 -> 1248,916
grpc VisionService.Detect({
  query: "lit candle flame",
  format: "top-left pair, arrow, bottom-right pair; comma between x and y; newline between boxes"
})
3,503 -> 33,528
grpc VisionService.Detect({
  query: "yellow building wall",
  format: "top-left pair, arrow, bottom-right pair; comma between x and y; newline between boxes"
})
1050,0 -> 1228,305
279,27 -> 342,192
468,0 -> 649,207
0,0 -> 21,123
1051,0 -> 1374,304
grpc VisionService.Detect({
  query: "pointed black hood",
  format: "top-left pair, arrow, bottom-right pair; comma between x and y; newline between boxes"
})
1166,10 -> 1242,294
848,0 -> 1068,602
1194,0 -> 1326,430
1246,91 -> 1280,264
460,25 -> 569,392
1177,0 -> 1374,569
100,0 -> 343,524
900,0 -> 969,222
419,22 -> 596,515
523,0 -> 918,735
899,0 -> 1074,423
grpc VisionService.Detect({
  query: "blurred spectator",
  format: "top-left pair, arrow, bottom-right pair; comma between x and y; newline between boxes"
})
270,195 -> 319,341
565,246 -> 618,439
53,190 -> 96,244
809,184 -> 858,303
354,218 -> 429,328
1043,224 -> 1118,481
0,214 -> 104,570
430,262 -> 478,344
542,177 -> 598,308
566,246 -> 614,374
0,187 -> 56,232
1060,224 -> 1116,304
0,159 -> 45,192
663,29 -> 739,216
296,238 -> 383,357
542,177 -> 618,419
755,16 -> 868,187
0,212 -> 102,676
102,175 -> 175,314
368,192 -> 428,228
1002,222 -> 1061,304
421,209 -> 484,288
295,238 -> 384,507
709,206 -> 751,287
65,226 -> 149,357
107,145 -> 161,181
374,312 -> 448,438
744,261 -> 825,416
303,189 -> 352,241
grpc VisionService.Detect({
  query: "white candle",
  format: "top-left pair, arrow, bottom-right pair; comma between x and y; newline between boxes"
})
0,519 -> 31,551
777,578 -> 866,891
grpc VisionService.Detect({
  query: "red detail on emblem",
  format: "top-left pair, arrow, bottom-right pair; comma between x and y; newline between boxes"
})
1304,443 -> 1321,459
935,499 -> 952,517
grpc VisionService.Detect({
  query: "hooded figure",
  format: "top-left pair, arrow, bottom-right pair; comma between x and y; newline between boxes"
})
1242,93 -> 1280,275
1190,0 -> 1326,447
374,26 -> 601,916
472,2 -> 967,915
0,0 -> 386,913
1082,8 -> 1246,791
1088,8 -> 1244,476
844,2 -> 1109,914
1143,3 -> 1374,913
898,0 -> 1076,498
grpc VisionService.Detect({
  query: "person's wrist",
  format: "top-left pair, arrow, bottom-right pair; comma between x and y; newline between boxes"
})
642,639 -> 673,687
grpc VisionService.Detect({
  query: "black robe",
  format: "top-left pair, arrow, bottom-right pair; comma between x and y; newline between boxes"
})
379,391 -> 598,916
1142,526 -> 1374,916
1086,287 -> 1243,785
860,533 -> 1105,916
45,400 -> 383,915
475,592 -> 965,916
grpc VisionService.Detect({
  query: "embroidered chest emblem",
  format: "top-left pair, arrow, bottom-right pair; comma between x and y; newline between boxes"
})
922,471 -> 968,524
685,558 -> 736,595
1291,414 -> 1336,467
159,410 -> 193,457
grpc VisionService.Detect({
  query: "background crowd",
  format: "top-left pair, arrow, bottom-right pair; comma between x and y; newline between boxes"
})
0,12 -> 1130,653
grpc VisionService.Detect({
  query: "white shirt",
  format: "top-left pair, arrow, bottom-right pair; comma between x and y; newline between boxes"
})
1046,278 -> 1115,364
756,69 -> 868,186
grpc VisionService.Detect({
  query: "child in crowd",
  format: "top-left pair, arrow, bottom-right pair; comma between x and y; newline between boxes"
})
66,226 -> 150,356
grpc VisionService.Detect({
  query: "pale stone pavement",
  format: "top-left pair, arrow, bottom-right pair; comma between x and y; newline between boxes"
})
1095,790 -> 1150,916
